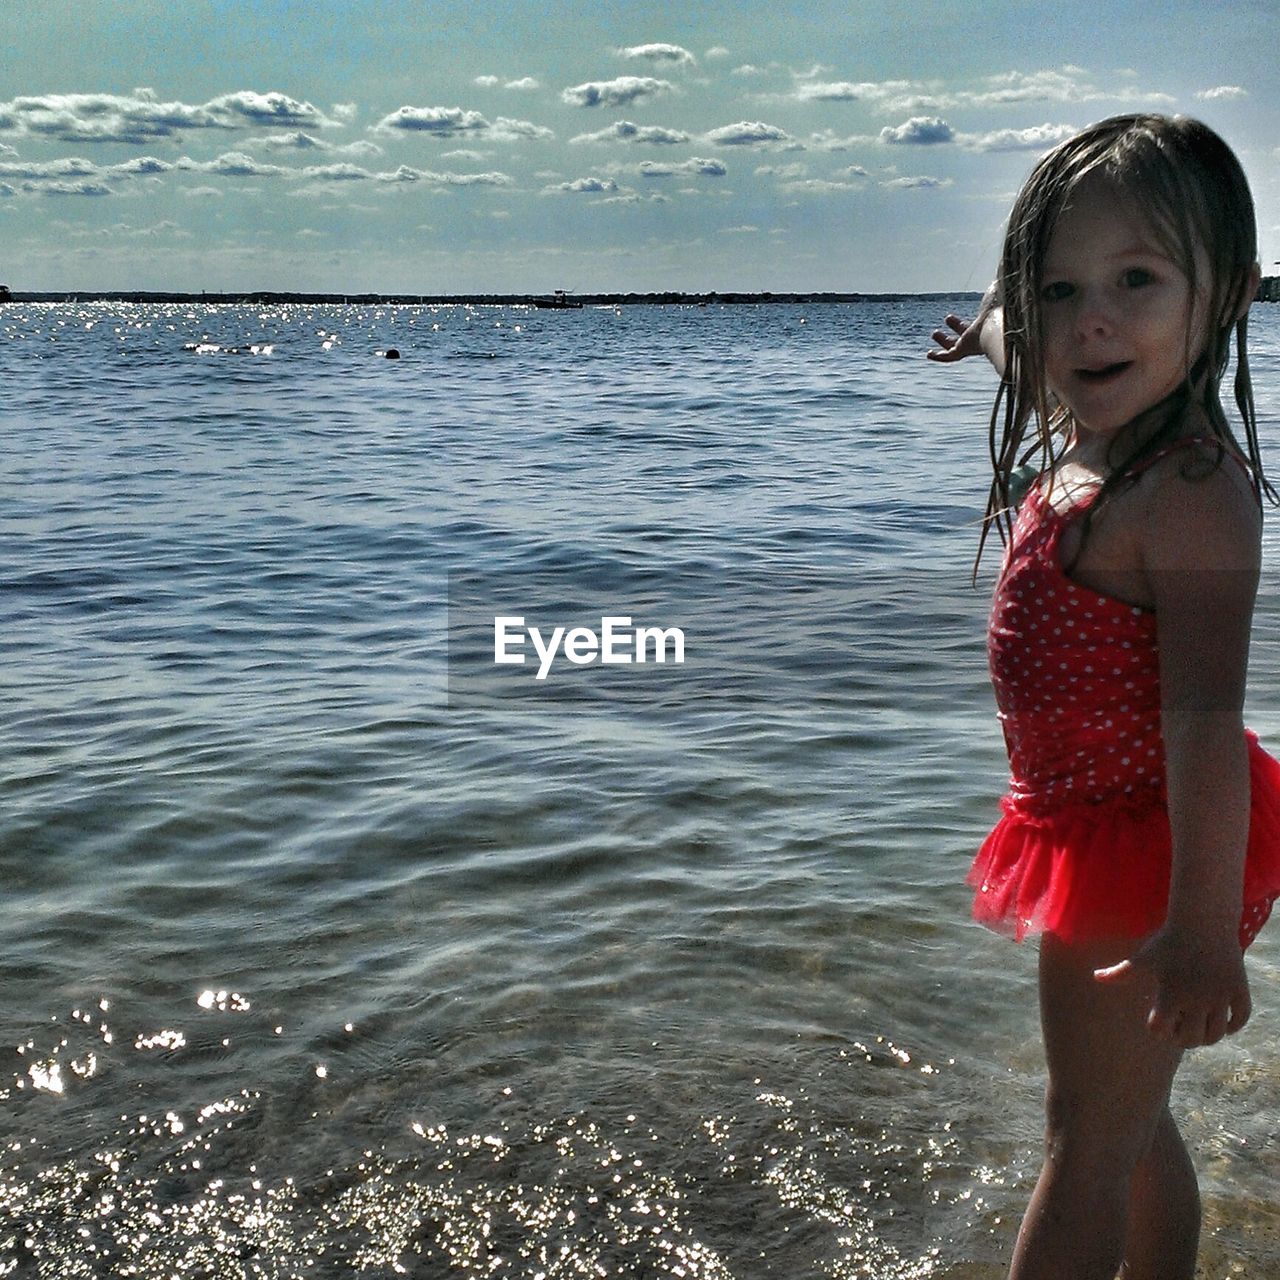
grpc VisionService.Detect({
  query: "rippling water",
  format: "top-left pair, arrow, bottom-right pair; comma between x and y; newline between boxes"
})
4,300 -> 1280,1277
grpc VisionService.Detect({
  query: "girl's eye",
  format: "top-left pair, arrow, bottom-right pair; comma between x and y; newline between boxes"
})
1123,268 -> 1153,288
1040,280 -> 1073,303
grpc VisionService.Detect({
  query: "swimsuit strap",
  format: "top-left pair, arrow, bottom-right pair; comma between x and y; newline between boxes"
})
1028,436 -> 1252,525
1119,434 -> 1250,484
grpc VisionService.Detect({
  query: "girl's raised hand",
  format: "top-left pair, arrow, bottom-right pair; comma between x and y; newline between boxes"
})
926,285 -> 1005,374
926,312 -> 986,363
1094,927 -> 1252,1047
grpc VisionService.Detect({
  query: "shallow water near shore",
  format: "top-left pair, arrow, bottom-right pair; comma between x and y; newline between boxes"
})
4,299 -> 1280,1276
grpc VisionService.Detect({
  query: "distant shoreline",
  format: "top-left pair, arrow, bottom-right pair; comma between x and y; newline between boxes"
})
3,278 -> 1276,305
1,289 -> 980,306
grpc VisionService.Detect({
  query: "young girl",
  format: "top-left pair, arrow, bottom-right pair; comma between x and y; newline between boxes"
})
928,114 -> 1280,1280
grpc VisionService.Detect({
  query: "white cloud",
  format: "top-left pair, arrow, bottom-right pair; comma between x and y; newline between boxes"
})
140,220 -> 188,237
374,106 -> 489,137
257,130 -> 327,151
881,175 -> 952,190
879,117 -> 954,145
705,121 -> 794,147
783,67 -> 1173,116
0,139 -> 518,200
755,162 -> 807,178
32,179 -> 114,197
252,131 -> 383,157
807,130 -> 874,151
488,117 -> 554,142
555,176 -> 620,193
780,178 -> 860,194
177,151 -> 285,177
205,91 -> 328,129
635,157 -> 727,177
331,102 -> 358,123
377,166 -> 513,187
145,220 -> 189,236
0,88 -> 333,144
959,122 -> 1077,152
64,219 -> 191,239
919,67 -> 1173,112
372,165 -> 422,184
299,164 -> 511,190
731,64 -> 769,77
968,67 -> 1102,107
0,156 -> 102,179
561,77 -> 673,108
297,162 -> 374,181
373,106 -> 551,142
0,91 -> 213,143
0,155 -> 191,198
476,75 -> 541,91
791,78 -> 918,105
539,176 -> 677,203
469,175 -> 513,191
336,139 -> 384,158
794,81 -> 865,102
0,147 -> 517,204
596,191 -> 669,205
617,43 -> 696,66
46,181 -> 115,195
1196,85 -> 1247,101
570,120 -> 690,145
705,47 -> 731,61
110,156 -> 173,175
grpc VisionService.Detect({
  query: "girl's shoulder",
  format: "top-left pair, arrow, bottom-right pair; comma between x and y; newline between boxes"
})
1121,434 -> 1253,488
1125,436 -> 1260,574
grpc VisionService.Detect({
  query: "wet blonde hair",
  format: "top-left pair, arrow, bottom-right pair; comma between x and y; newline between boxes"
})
980,113 -> 1273,565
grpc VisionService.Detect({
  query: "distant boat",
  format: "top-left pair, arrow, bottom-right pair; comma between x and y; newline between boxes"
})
533,289 -> 583,310
0,284 -> 11,303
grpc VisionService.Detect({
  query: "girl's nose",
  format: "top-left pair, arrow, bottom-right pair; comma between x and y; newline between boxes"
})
1073,291 -> 1114,339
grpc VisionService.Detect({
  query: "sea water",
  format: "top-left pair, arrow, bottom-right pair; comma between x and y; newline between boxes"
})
3,299 -> 1280,1277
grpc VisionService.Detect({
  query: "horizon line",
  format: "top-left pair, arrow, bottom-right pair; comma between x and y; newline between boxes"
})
2,287 -> 984,306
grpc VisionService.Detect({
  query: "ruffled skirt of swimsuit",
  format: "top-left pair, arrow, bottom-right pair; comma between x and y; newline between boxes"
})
970,732 -> 1280,948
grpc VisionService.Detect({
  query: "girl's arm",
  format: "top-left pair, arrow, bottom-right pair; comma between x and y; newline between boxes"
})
926,281 -> 1006,376
1095,458 -> 1261,1046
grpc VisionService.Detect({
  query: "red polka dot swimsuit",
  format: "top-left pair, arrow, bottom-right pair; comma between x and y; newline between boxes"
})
970,438 -> 1280,947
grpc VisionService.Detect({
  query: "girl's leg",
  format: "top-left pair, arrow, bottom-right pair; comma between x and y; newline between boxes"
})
1007,934 -> 1193,1280
1120,1106 -> 1200,1279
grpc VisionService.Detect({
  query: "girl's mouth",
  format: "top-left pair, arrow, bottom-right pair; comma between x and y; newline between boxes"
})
1076,361 -> 1132,383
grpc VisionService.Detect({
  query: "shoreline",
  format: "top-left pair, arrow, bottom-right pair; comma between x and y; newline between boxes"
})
1,277 -> 1277,305
1,289 -> 979,306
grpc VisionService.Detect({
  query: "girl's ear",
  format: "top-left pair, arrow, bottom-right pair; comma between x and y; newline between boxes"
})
1220,263 -> 1262,331
1239,262 -> 1262,320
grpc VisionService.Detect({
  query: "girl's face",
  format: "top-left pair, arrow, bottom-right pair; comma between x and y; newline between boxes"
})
1037,176 -> 1208,441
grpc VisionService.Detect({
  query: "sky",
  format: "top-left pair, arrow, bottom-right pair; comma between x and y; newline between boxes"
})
2,0 -> 1278,295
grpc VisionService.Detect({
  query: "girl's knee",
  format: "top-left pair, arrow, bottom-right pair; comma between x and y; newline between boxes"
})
1042,1084 -> 1163,1176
